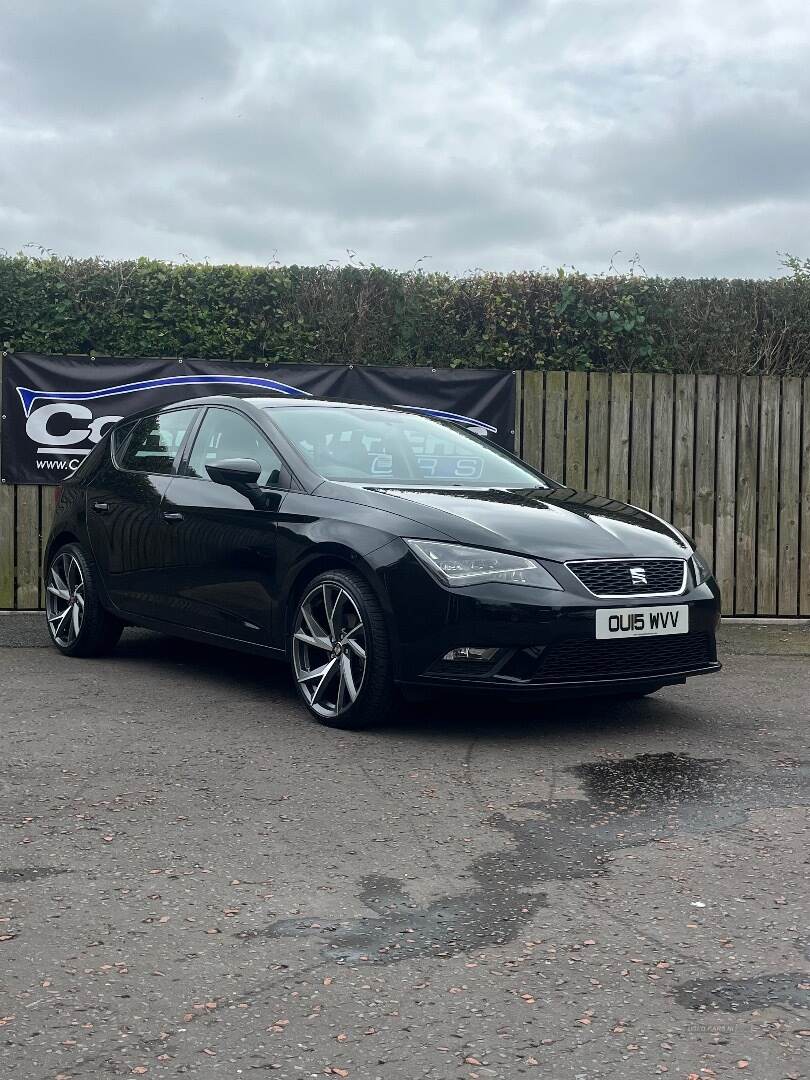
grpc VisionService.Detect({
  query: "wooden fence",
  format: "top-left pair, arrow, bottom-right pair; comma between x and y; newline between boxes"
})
1,371 -> 809,615
519,372 -> 810,617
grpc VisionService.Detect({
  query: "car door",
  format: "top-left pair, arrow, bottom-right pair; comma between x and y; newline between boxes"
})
85,406 -> 200,619
158,405 -> 290,645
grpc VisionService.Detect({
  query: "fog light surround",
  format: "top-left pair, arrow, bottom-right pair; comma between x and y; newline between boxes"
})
442,647 -> 500,662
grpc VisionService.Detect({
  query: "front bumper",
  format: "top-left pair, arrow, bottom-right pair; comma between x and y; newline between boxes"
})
375,548 -> 722,694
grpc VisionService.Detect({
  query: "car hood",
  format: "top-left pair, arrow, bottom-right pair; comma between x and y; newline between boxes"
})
361,485 -> 692,562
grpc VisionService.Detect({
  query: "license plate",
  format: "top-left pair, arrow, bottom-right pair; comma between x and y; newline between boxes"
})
595,604 -> 689,640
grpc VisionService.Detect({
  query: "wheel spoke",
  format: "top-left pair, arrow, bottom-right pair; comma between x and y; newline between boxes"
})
301,602 -> 329,643
293,628 -> 332,653
71,603 -> 81,639
47,583 -> 70,601
340,653 -> 358,701
311,657 -> 340,705
51,563 -> 69,597
333,588 -> 350,633
335,666 -> 346,713
322,584 -> 339,638
53,606 -> 72,640
66,557 -> 81,592
345,637 -> 366,661
297,657 -> 338,684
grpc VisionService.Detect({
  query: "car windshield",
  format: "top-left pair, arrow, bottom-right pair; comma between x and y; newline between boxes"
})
266,405 -> 547,487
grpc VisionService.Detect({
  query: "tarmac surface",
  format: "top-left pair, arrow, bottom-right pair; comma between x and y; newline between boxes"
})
0,614 -> 808,1079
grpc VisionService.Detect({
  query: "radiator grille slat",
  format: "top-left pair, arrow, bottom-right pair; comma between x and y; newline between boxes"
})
567,558 -> 686,596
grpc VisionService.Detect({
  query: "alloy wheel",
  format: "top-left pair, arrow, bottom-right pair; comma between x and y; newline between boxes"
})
46,552 -> 85,648
292,582 -> 367,718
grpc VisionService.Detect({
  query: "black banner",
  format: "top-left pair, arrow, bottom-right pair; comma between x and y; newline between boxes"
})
0,353 -> 516,485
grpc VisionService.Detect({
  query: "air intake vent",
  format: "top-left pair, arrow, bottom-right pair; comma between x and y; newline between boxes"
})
539,633 -> 712,681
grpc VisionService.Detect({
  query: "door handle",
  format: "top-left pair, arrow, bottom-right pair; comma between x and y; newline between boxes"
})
162,511 -> 184,522
92,501 -> 110,513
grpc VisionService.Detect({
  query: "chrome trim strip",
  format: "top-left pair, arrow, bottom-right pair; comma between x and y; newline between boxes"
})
564,557 -> 689,599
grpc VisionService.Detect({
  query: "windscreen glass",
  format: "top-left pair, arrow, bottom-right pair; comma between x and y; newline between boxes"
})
267,406 -> 546,487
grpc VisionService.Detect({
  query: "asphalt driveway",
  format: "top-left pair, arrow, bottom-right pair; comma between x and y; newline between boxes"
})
0,615 -> 808,1080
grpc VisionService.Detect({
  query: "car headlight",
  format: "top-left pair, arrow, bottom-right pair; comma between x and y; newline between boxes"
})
405,540 -> 562,589
690,548 -> 712,585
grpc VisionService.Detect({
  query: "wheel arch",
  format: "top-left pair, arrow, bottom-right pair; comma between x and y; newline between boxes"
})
43,528 -> 118,615
44,529 -> 82,569
281,545 -> 397,651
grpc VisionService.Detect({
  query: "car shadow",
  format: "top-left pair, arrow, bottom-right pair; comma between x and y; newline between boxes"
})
110,628 -> 698,742
382,688 -> 691,740
113,627 -> 295,693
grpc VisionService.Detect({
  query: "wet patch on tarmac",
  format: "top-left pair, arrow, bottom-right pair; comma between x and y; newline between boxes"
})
568,751 -> 761,835
674,972 -> 810,1012
0,866 -> 70,883
252,752 -> 808,965
573,751 -> 732,806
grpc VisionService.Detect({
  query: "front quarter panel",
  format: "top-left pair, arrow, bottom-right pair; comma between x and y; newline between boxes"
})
273,492 -> 455,643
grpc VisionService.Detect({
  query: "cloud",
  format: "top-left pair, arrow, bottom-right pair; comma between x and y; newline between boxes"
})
0,0 -> 808,276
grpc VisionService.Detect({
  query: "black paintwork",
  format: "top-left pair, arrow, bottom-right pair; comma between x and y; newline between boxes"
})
45,395 -> 722,694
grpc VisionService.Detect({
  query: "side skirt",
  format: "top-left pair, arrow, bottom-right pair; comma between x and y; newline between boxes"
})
110,608 -> 287,660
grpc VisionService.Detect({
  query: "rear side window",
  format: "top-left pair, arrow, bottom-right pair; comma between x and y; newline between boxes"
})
117,408 -> 197,475
111,419 -> 137,460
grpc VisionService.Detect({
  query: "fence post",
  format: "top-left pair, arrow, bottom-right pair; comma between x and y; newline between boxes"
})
735,378 -> 759,614
802,378 -> 810,616
651,373 -> 674,523
565,372 -> 587,489
715,375 -> 738,615
543,371 -> 566,482
694,373 -> 718,576
629,372 -> 653,511
778,378 -> 802,616
756,377 -> 780,615
521,371 -> 544,471
587,372 -> 610,497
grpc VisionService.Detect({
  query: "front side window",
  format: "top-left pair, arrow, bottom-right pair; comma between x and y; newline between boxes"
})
267,406 -> 546,487
186,408 -> 285,487
117,408 -> 197,475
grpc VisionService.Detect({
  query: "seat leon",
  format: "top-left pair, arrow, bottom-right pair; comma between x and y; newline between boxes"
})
44,395 -> 721,728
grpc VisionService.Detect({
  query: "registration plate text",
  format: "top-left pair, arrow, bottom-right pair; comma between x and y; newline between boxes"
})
595,604 -> 689,640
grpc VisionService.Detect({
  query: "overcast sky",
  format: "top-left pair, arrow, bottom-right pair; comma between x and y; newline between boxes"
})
1,0 -> 808,278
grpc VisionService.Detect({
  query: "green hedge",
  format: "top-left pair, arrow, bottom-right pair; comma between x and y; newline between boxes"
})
2,254 -> 809,373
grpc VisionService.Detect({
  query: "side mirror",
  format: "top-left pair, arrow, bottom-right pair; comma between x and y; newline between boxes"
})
206,457 -> 262,487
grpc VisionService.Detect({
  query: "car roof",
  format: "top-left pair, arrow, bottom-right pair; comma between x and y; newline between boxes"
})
126,393 -> 387,414
146,395 -> 407,413
245,396 -> 402,412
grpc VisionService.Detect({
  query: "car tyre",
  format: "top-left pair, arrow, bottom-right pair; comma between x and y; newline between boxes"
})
291,569 -> 393,729
45,542 -> 124,657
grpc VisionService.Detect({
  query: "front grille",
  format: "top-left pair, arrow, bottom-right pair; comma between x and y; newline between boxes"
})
567,558 -> 686,597
537,633 -> 712,682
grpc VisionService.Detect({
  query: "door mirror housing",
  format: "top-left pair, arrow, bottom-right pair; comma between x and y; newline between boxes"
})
204,457 -> 286,511
206,457 -> 262,487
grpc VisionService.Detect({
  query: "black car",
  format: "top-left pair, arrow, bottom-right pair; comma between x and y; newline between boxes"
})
44,395 -> 721,728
